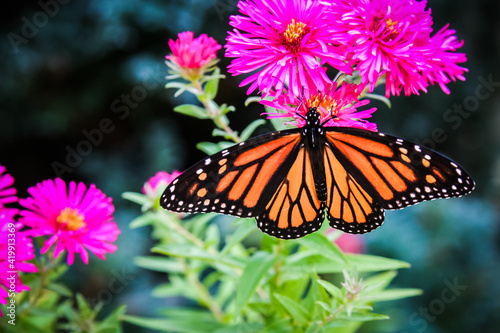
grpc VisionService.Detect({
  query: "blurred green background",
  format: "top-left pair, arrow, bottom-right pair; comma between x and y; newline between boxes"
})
1,0 -> 499,332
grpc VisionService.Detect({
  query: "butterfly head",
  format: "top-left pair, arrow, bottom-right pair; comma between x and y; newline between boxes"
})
305,107 -> 321,126
305,106 -> 338,128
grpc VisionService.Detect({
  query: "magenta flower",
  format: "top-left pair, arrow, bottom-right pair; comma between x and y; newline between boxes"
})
334,233 -> 365,254
225,0 -> 348,97
19,179 -> 120,265
143,170 -> 182,200
261,82 -> 377,131
418,25 -> 467,94
166,31 -> 222,81
0,165 -> 17,207
0,208 -> 37,317
327,0 -> 466,96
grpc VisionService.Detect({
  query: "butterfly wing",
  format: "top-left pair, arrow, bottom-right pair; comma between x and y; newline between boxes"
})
255,146 -> 325,239
323,127 -> 475,234
161,130 -> 303,218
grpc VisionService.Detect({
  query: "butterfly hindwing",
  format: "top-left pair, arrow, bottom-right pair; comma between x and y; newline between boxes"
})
161,130 -> 303,218
256,147 -> 325,239
322,127 -> 475,234
323,143 -> 385,234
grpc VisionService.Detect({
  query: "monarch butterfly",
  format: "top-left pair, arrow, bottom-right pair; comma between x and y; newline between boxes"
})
161,106 -> 474,239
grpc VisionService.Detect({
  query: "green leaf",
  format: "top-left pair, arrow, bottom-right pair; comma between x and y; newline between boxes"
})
337,312 -> 389,322
204,68 -> 220,100
369,288 -> 422,302
219,103 -> 236,115
47,282 -> 73,297
219,218 -> 256,257
122,192 -> 149,206
174,104 -> 209,119
365,93 -> 392,108
304,322 -> 322,333
212,128 -> 232,138
152,244 -> 243,271
296,233 -> 346,264
315,301 -> 333,313
204,223 -> 220,248
152,278 -> 196,299
165,82 -> 189,97
128,212 -> 158,229
284,252 -> 345,274
244,96 -> 262,106
345,254 -> 411,272
124,314 -> 224,333
97,304 -> 127,333
362,270 -> 398,291
273,293 -> 310,325
152,244 -> 213,261
196,141 -> 234,155
215,323 -> 263,333
261,318 -> 294,333
186,213 -> 218,237
133,256 -> 182,273
317,279 -> 344,301
75,293 -> 100,321
235,251 -> 277,315
240,119 -> 266,141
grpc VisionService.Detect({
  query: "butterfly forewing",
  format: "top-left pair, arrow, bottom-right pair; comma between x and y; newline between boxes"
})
161,130 -> 302,218
322,127 -> 475,233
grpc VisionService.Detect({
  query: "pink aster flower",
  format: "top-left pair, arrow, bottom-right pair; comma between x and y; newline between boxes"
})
261,81 -> 377,131
225,0 -> 349,97
19,179 -> 120,265
327,0 -> 466,96
0,165 -> 17,207
334,233 -> 365,254
166,31 -> 222,82
0,208 -> 37,317
418,25 -> 468,94
142,170 -> 182,200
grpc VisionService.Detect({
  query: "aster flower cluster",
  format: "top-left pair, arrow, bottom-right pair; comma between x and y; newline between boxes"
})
0,164 -> 120,317
0,166 -> 35,317
327,0 -> 467,96
223,0 -> 467,129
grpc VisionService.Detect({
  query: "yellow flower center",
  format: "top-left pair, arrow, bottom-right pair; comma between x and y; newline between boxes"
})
56,207 -> 86,231
282,19 -> 309,52
384,18 -> 399,33
307,94 -> 338,119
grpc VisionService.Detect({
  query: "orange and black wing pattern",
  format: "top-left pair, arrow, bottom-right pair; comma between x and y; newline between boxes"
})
323,127 -> 475,234
161,130 -> 303,221
255,146 -> 325,238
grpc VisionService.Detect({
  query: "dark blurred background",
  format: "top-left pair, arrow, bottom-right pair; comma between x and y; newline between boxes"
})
1,1 -> 499,332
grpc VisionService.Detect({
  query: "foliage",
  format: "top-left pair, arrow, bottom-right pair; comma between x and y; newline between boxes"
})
123,193 -> 421,332
0,249 -> 125,333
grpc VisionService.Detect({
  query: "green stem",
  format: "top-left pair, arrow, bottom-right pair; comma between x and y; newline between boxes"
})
24,253 -> 61,313
271,239 -> 286,289
180,258 -> 225,322
192,80 -> 241,143
159,210 -> 206,249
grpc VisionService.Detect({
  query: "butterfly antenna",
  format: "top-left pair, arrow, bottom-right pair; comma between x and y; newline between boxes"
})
296,85 -> 307,120
332,71 -> 345,85
316,71 -> 345,109
318,72 -> 345,125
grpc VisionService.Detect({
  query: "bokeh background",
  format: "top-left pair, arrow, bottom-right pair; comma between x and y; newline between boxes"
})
1,0 -> 499,332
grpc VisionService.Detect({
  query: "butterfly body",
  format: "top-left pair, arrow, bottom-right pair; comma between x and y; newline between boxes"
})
161,108 -> 474,239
